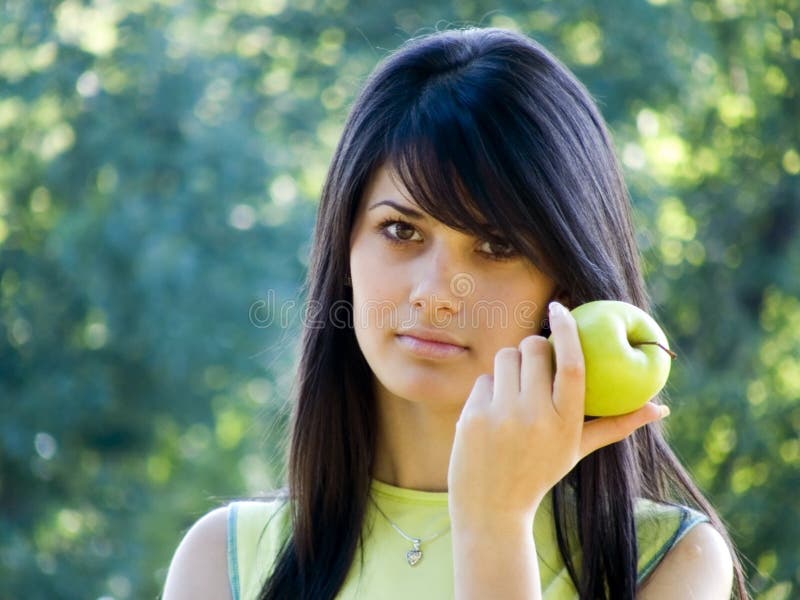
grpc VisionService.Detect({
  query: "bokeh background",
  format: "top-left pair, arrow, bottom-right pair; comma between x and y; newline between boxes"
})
1,0 -> 798,598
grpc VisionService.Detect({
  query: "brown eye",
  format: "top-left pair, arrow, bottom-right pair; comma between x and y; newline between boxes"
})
387,221 -> 416,241
478,238 -> 519,261
377,218 -> 421,244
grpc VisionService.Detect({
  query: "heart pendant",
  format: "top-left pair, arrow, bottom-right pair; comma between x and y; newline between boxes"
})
406,549 -> 422,566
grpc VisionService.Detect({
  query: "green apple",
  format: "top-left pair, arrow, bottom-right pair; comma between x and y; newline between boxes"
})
555,300 -> 676,417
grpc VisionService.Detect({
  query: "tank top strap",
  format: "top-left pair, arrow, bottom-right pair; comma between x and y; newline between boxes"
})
634,498 -> 710,584
227,498 -> 291,600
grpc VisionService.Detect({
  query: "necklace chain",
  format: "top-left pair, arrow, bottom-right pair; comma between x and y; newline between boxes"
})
369,494 -> 451,567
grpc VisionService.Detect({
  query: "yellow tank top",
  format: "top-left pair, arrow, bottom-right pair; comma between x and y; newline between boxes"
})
226,479 -> 708,599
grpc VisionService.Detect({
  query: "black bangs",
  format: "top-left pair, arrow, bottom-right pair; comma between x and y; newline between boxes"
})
383,79 -> 553,274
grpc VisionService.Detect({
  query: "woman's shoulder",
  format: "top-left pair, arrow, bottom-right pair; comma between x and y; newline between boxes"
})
632,497 -> 719,584
633,499 -> 734,598
162,496 -> 291,600
637,519 -> 734,599
162,505 -> 232,600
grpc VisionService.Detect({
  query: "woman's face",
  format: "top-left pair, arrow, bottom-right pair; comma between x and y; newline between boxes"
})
348,163 -> 559,409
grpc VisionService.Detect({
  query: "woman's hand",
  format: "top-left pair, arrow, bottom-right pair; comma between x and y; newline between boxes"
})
447,300 -> 667,526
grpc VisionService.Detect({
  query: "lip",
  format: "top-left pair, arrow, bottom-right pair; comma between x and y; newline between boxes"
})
396,328 -> 467,347
396,333 -> 468,360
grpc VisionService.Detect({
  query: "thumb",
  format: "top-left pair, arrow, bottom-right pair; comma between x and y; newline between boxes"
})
579,402 -> 668,456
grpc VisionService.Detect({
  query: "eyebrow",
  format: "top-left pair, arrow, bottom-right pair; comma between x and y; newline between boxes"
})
367,199 -> 502,236
367,199 -> 427,219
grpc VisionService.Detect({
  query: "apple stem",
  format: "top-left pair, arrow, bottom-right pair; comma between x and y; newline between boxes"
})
635,341 -> 677,359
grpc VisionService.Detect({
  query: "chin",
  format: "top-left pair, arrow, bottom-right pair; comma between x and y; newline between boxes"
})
381,371 -> 468,407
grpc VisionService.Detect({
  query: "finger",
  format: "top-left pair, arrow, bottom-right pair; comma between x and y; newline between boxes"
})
548,301 -> 585,422
459,373 -> 494,420
518,335 -> 552,416
492,347 -> 520,409
579,402 -> 669,456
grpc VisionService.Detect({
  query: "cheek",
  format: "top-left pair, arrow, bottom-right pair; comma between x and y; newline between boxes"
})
465,292 -> 548,355
471,329 -> 510,371
352,282 -> 398,326
351,242 -> 397,291
351,281 -> 403,336
351,262 -> 406,322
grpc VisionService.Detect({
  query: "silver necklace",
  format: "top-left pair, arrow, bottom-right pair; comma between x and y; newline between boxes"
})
369,495 -> 451,567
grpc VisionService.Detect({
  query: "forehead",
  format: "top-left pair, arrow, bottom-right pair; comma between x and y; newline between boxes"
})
362,165 -> 415,206
357,165 -> 435,230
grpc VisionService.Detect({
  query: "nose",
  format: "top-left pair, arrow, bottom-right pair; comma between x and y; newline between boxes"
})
408,244 -> 470,325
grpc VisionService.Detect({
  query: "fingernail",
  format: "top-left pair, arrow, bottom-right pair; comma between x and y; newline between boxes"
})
549,301 -> 566,319
659,405 -> 671,419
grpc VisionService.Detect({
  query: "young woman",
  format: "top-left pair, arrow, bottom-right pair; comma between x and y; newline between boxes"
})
163,27 -> 748,599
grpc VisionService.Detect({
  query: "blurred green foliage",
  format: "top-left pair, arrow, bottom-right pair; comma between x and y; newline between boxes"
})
1,0 -> 797,598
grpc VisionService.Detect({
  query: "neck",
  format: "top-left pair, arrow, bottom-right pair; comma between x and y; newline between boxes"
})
372,386 -> 459,493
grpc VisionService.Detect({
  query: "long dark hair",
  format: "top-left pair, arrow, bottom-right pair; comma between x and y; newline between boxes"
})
258,27 -> 748,599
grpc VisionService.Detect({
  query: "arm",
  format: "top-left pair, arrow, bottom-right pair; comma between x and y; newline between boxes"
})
448,302 -> 667,599
162,506 -> 232,600
451,513 -> 541,600
637,522 -> 734,599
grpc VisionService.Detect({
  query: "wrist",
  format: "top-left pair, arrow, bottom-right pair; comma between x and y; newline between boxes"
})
449,505 -> 539,535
